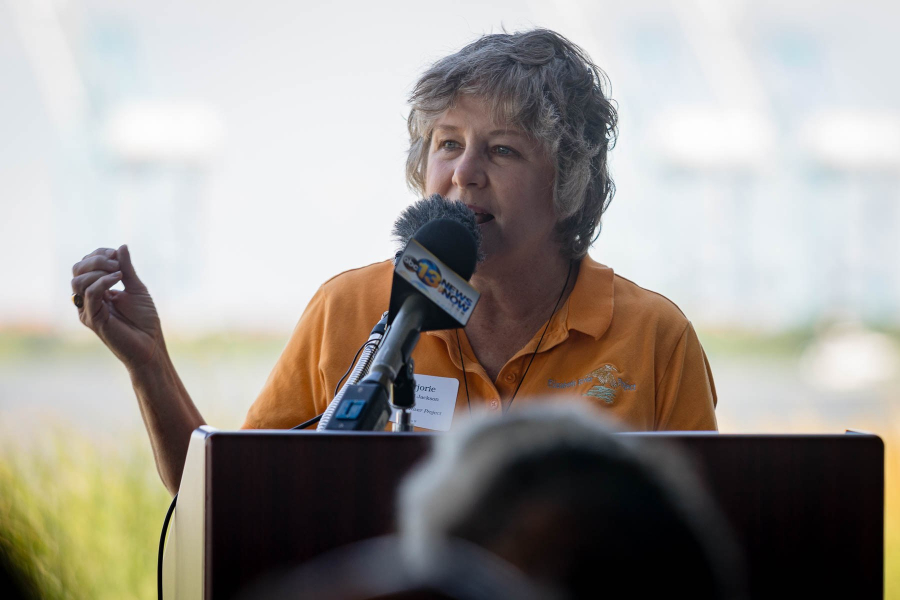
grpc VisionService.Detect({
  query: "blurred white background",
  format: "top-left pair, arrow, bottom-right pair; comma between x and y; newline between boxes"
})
1,0 -> 899,434
3,4 -> 900,596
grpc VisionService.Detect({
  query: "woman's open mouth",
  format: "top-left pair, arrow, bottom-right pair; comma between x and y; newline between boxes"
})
466,204 -> 494,225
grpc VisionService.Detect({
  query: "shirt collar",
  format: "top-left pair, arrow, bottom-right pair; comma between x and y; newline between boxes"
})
426,254 -> 615,356
563,254 -> 615,340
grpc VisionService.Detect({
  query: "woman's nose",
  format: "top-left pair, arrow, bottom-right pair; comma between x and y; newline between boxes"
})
451,149 -> 487,189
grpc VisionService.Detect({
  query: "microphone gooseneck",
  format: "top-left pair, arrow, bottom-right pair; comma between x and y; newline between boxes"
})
316,312 -> 388,431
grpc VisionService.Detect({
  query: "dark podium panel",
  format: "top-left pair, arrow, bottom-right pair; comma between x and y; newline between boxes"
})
164,428 -> 883,599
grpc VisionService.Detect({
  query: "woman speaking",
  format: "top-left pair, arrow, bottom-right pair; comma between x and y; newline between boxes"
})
70,29 -> 717,495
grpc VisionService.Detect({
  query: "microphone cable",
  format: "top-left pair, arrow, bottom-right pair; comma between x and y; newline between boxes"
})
157,331 -> 381,597
333,339 -> 374,397
157,318 -> 395,596
316,312 -> 389,430
157,493 -> 177,600
289,335 -> 373,431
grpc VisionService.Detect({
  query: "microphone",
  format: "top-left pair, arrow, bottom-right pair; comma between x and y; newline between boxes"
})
391,194 -> 483,266
325,195 -> 481,431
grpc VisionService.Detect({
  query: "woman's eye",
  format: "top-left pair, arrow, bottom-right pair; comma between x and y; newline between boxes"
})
493,145 -> 517,156
439,140 -> 461,151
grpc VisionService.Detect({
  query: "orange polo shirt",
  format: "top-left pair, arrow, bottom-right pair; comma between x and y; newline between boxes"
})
242,256 -> 717,431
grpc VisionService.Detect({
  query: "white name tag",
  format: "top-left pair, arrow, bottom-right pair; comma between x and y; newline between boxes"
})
389,374 -> 459,432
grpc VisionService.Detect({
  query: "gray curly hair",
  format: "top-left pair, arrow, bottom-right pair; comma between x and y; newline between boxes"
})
406,29 -> 618,259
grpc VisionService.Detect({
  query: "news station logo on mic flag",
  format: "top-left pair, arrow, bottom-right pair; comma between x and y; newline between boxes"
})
395,240 -> 480,327
403,255 -> 442,288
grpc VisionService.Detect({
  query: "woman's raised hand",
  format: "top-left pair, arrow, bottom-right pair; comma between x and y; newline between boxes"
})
71,245 -> 164,371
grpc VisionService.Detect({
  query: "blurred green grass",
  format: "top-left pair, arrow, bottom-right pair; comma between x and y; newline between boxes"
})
0,433 -> 170,600
0,328 -> 898,598
0,330 -> 287,363
1,424 -> 897,599
699,325 -> 900,358
887,424 -> 900,600
3,326 -> 892,361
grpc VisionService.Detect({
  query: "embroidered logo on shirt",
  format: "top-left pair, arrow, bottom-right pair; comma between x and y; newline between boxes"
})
546,364 -> 636,405
584,364 -> 636,405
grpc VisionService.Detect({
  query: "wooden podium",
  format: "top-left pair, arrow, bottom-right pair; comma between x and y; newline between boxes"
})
163,428 -> 883,599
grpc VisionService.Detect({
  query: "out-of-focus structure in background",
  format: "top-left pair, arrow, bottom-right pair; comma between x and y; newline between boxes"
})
3,0 -> 899,334
0,1 -> 898,599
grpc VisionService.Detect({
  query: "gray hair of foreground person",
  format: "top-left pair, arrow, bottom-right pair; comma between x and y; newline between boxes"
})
406,29 -> 618,260
397,406 -> 746,600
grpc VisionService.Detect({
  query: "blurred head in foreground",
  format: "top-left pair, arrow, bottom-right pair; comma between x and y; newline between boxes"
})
241,406 -> 743,600
398,405 -> 745,599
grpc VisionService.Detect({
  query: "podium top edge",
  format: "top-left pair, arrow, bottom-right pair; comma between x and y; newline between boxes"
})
193,428 -> 883,443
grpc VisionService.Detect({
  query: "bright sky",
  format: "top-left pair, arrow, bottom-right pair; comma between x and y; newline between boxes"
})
2,0 -> 898,333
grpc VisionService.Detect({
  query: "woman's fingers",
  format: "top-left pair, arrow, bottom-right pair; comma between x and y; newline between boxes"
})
80,247 -> 116,262
71,269 -> 118,295
73,252 -> 120,277
116,244 -> 147,292
80,271 -> 123,328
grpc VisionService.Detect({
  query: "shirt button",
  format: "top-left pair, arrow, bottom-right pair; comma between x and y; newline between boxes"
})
490,399 -> 500,410
504,373 -> 517,383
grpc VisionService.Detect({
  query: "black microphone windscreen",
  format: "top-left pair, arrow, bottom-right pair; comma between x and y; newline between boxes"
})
392,195 -> 482,269
413,218 -> 479,281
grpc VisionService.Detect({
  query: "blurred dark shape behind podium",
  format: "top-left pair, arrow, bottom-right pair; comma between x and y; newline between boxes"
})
239,406 -> 745,600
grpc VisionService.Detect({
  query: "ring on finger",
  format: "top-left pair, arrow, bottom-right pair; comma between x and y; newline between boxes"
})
72,293 -> 84,309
